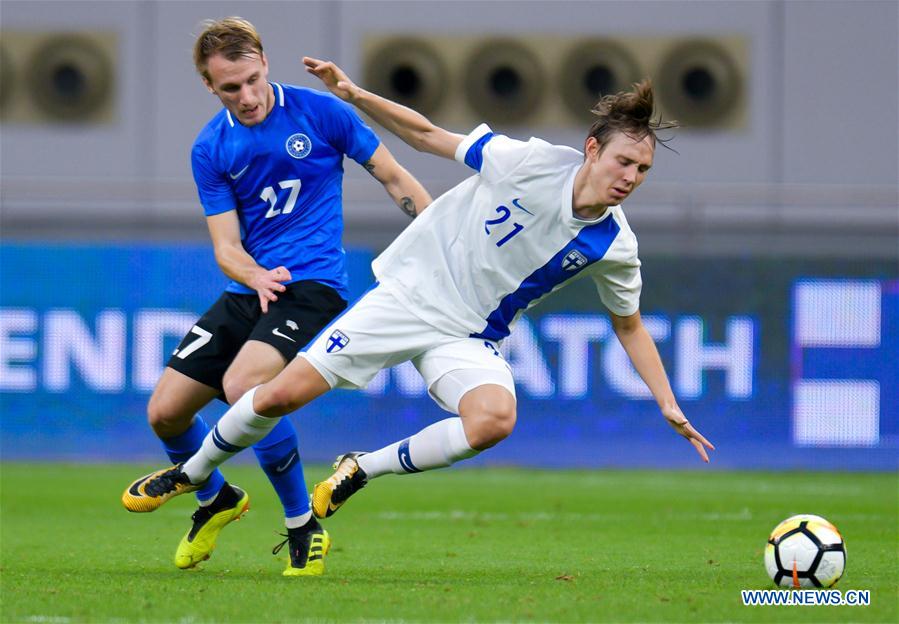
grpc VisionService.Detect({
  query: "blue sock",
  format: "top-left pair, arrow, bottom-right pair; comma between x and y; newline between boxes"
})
161,415 -> 226,503
253,418 -> 310,518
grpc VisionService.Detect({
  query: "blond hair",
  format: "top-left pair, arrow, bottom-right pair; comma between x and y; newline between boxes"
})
193,17 -> 264,81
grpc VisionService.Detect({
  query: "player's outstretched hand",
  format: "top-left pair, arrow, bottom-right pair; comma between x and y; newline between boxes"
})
248,265 -> 292,314
662,405 -> 715,463
303,57 -> 358,103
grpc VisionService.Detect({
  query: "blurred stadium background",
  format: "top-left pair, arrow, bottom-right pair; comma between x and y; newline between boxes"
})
1,0 -> 897,473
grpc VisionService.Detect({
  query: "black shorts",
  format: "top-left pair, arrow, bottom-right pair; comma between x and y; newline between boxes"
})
166,280 -> 347,391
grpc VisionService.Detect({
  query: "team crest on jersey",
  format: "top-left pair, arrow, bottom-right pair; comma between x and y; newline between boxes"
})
562,249 -> 588,271
326,330 -> 349,353
286,133 -> 312,159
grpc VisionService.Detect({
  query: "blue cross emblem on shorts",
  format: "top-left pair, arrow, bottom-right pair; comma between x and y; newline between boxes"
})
326,330 -> 349,353
562,249 -> 588,272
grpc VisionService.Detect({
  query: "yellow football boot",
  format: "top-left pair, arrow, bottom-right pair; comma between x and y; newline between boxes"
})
122,464 -> 201,512
312,452 -> 368,518
273,521 -> 331,577
175,485 -> 250,569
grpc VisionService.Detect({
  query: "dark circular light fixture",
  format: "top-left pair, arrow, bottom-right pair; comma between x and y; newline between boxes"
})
0,44 -> 14,114
463,39 -> 544,125
559,40 -> 642,121
27,34 -> 113,121
657,39 -> 742,127
364,38 -> 448,116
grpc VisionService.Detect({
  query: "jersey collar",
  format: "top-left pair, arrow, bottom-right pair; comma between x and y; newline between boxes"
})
225,82 -> 286,127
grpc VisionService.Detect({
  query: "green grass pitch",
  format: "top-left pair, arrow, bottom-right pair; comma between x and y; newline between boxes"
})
1,463 -> 896,623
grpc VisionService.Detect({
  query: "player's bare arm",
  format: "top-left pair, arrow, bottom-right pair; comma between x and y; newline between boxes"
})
303,56 -> 464,160
206,211 -> 291,313
362,143 -> 432,217
610,310 -> 716,462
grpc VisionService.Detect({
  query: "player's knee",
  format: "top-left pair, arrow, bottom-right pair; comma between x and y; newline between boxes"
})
146,393 -> 191,438
476,407 -> 517,449
257,370 -> 329,416
249,361 -> 331,416
462,395 -> 517,450
258,381 -> 304,415
222,373 -> 257,406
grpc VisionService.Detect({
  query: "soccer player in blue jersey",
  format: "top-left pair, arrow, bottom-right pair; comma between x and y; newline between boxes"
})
123,20 -> 430,576
123,58 -> 714,542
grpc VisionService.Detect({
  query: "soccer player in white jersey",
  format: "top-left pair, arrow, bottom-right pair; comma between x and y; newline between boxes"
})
123,57 -> 714,532
122,21 -> 430,576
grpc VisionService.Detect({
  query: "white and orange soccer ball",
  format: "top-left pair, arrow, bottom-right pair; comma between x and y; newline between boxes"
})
764,514 -> 846,588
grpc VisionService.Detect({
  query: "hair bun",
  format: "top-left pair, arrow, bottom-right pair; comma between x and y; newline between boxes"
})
587,79 -> 678,148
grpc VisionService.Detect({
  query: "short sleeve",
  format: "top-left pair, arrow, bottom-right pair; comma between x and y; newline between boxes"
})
315,93 -> 380,164
593,257 -> 642,317
454,123 -> 533,183
191,142 -> 237,217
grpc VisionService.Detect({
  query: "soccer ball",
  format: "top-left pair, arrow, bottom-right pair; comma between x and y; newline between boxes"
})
764,514 -> 846,588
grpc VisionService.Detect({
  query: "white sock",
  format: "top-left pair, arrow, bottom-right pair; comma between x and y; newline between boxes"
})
183,387 -> 280,483
358,418 -> 478,479
284,511 -> 313,529
197,493 -> 217,507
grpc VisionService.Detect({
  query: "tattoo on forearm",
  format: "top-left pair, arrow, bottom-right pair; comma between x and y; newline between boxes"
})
399,196 -> 417,218
363,160 -> 376,177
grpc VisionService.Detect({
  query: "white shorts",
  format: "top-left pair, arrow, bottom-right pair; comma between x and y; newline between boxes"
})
299,283 -> 516,413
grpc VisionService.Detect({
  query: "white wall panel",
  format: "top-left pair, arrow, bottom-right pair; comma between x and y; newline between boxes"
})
0,1 -> 143,183
783,0 -> 899,185
1,0 -> 896,242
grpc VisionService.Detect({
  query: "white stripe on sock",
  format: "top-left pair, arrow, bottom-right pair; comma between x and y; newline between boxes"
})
285,511 -> 312,529
358,418 -> 478,478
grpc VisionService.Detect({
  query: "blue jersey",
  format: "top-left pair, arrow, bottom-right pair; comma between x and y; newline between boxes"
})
191,82 -> 380,299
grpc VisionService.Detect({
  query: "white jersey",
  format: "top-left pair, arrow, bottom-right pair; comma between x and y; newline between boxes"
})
372,124 -> 642,340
